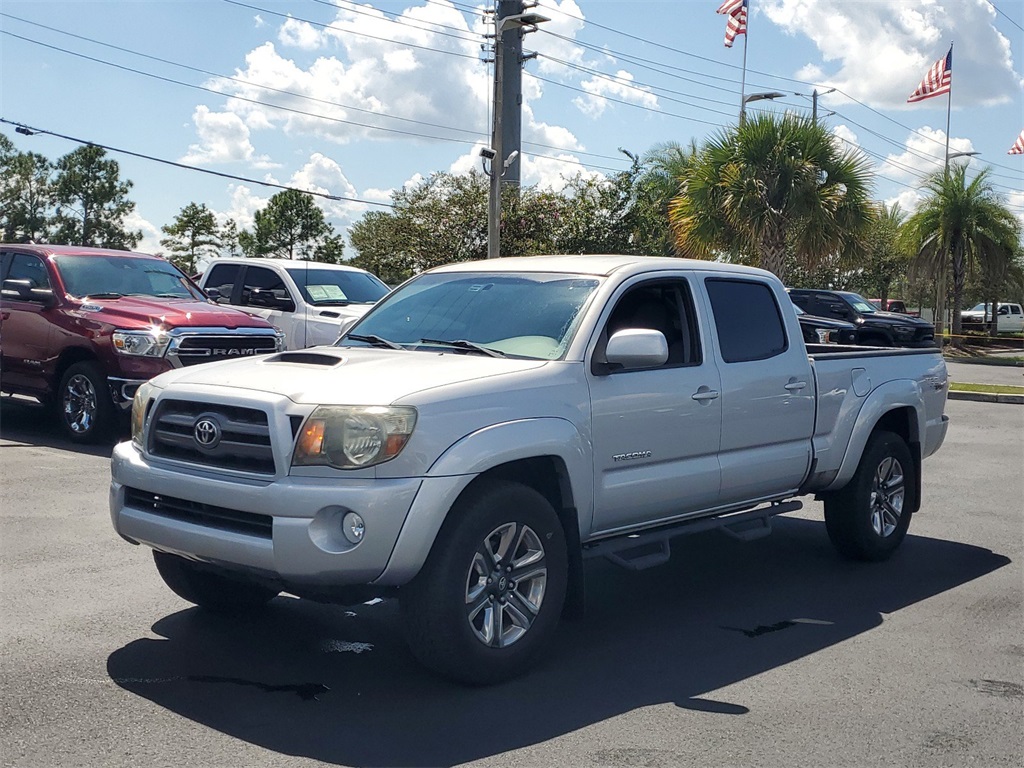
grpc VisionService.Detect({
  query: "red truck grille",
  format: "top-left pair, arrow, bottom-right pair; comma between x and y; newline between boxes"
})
169,335 -> 279,367
148,399 -> 275,474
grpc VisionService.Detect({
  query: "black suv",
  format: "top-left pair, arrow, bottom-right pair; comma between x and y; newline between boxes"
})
788,289 -> 937,348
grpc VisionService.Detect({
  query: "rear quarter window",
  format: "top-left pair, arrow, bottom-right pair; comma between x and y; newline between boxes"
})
705,278 -> 788,363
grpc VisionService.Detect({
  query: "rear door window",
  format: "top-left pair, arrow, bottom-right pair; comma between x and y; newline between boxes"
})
705,278 -> 787,363
241,266 -> 295,311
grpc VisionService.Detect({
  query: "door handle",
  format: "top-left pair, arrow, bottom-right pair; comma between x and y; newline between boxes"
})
784,379 -> 808,392
691,388 -> 720,402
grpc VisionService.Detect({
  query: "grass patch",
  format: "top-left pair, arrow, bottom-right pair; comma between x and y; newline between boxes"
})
949,382 -> 1024,395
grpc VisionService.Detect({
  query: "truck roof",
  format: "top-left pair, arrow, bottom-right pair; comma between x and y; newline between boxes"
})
428,254 -> 778,280
205,257 -> 371,273
4,244 -> 164,260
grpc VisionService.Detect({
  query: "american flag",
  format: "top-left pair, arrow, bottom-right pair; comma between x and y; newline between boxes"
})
907,47 -> 953,103
1008,130 -> 1024,155
717,0 -> 748,48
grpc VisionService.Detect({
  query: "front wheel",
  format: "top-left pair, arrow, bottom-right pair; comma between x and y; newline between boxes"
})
57,361 -> 115,443
824,430 -> 915,561
153,551 -> 279,611
400,480 -> 568,685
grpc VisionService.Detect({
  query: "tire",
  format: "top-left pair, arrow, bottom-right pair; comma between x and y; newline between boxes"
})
57,361 -> 115,443
153,550 -> 278,611
400,480 -> 568,685
825,430 -> 915,561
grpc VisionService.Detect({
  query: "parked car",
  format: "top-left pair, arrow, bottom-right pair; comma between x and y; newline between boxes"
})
789,289 -> 936,347
869,298 -> 920,317
959,302 -> 1024,334
199,258 -> 390,349
793,304 -> 858,345
111,255 -> 949,684
0,244 -> 283,442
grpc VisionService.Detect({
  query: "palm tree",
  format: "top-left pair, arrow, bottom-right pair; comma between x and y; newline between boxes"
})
902,164 -> 1021,343
668,112 -> 874,283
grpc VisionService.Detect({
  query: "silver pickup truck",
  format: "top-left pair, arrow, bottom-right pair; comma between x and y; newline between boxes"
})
110,255 -> 949,684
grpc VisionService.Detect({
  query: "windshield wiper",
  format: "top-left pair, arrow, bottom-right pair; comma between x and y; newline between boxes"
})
419,337 -> 506,358
345,333 -> 403,350
312,299 -> 353,306
83,292 -> 123,299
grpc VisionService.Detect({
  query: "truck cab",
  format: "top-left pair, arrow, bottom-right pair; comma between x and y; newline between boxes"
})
0,245 -> 283,442
199,258 -> 390,349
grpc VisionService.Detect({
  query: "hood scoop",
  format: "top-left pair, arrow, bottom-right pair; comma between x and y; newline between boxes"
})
266,352 -> 345,367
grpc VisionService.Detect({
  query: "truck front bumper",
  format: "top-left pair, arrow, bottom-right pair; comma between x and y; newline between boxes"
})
110,441 -> 431,586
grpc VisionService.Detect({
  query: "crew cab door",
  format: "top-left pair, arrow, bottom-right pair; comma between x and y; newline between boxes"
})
703,276 -> 815,505
588,276 -> 723,535
0,251 -> 58,396
205,263 -> 304,349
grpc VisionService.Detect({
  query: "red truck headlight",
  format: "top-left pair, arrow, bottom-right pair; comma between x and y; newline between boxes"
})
113,329 -> 171,357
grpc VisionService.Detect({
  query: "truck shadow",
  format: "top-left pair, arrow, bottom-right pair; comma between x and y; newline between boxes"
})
0,396 -> 125,457
106,517 -> 1009,767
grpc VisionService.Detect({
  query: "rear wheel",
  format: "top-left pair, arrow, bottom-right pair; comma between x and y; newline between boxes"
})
153,550 -> 278,611
825,430 -> 915,561
57,361 -> 114,443
400,480 -> 568,685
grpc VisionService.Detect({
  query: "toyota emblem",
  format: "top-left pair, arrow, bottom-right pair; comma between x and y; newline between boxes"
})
193,417 -> 222,449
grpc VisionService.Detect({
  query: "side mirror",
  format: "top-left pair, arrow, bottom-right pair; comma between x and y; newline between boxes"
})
601,329 -> 668,372
2,278 -> 55,306
204,286 -> 223,301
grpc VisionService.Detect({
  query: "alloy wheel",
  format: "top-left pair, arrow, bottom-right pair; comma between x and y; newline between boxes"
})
869,456 -> 905,537
63,374 -> 97,435
464,522 -> 548,648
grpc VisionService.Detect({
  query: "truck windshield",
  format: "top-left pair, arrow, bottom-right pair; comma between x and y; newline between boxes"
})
840,292 -> 878,314
54,255 -> 203,300
338,272 -> 600,360
285,266 -> 390,306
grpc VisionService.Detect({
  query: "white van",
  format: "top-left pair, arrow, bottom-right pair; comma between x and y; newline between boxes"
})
200,258 -> 390,349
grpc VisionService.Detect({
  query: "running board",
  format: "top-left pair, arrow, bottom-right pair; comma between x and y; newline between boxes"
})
583,500 -> 803,571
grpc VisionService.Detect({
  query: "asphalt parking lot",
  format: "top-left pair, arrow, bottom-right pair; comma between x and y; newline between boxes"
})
1,396 -> 1021,768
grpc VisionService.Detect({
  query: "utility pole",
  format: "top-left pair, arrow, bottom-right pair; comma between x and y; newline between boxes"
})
497,0 -> 523,187
484,2 -> 547,258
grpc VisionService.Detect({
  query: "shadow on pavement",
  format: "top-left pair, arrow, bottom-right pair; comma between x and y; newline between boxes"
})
107,517 -> 1010,767
0,395 -> 125,457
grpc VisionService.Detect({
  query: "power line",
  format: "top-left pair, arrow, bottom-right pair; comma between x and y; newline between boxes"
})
984,0 -> 1024,33
304,0 -> 482,45
223,0 -> 480,61
0,118 -> 395,208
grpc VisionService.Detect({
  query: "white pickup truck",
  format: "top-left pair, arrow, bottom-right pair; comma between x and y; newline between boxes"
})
110,256 -> 949,684
960,302 -> 1024,334
198,258 -> 390,349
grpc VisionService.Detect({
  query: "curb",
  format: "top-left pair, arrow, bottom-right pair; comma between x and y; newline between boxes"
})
943,357 -> 1024,368
947,390 -> 1024,405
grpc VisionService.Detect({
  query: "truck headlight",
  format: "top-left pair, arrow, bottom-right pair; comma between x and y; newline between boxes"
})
113,329 -> 171,357
892,325 -> 915,338
292,406 -> 417,469
130,380 -> 161,448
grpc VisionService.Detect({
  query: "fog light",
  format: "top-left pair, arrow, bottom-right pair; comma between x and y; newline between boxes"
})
342,512 -> 365,544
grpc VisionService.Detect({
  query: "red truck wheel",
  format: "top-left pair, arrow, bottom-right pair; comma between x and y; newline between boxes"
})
57,361 -> 115,443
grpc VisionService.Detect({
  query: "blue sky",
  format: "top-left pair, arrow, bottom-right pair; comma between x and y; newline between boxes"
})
2,0 -> 1022,257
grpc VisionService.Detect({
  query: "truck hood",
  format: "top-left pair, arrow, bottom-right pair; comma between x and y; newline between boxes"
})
150,346 -> 548,405
77,296 -> 273,329
863,311 -> 932,328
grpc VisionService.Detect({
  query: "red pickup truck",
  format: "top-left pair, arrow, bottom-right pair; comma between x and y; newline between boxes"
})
1,244 -> 283,442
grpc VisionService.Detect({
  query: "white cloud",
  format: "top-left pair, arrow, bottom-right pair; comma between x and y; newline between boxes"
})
572,70 -> 659,118
762,0 -> 1020,108
881,126 -> 974,183
125,210 -> 162,255
180,106 -> 277,168
254,15 -> 265,28
279,18 -> 324,51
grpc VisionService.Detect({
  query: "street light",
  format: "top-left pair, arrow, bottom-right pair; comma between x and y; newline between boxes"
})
486,10 -> 549,259
944,150 -> 979,175
740,91 -> 785,125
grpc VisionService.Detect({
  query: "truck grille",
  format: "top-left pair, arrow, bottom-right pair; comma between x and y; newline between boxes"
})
169,335 -> 279,367
124,487 -> 272,539
148,399 -> 276,474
